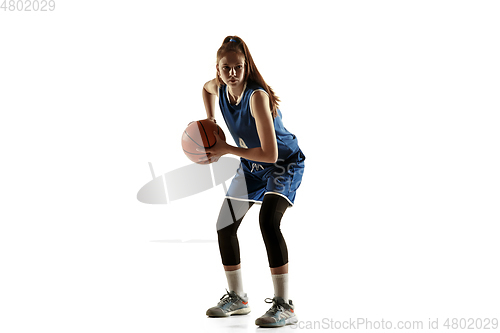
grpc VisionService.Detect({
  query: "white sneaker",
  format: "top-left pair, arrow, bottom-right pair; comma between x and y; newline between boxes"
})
206,289 -> 251,317
255,296 -> 298,327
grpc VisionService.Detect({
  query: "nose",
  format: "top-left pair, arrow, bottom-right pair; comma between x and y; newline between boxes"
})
229,67 -> 236,76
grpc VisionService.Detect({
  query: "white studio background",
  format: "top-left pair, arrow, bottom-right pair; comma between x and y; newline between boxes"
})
1,1 -> 499,332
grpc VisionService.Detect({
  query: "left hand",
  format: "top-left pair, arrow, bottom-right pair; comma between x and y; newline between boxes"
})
197,131 -> 229,164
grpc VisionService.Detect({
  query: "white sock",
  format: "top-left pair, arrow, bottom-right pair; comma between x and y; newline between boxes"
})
272,273 -> 289,303
225,268 -> 245,297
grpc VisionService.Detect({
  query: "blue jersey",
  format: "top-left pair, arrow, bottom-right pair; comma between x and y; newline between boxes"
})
218,81 -> 300,165
218,81 -> 306,205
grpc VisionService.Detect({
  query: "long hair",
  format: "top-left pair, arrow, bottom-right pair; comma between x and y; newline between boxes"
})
215,36 -> 280,118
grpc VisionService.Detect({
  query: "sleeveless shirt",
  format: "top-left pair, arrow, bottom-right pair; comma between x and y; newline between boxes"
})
218,81 -> 300,165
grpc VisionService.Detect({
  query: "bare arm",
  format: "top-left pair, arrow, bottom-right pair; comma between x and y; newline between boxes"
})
202,78 -> 218,121
226,91 -> 278,163
202,90 -> 278,164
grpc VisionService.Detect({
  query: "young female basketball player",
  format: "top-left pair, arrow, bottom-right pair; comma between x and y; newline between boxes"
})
201,36 -> 305,328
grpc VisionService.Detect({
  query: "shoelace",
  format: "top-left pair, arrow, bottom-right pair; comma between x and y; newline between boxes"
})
264,297 -> 285,315
218,289 -> 238,306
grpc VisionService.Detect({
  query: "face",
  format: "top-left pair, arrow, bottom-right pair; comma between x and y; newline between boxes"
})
217,52 -> 246,90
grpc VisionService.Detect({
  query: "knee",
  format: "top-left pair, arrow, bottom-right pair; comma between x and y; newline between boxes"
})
216,198 -> 252,232
259,209 -> 280,238
217,218 -> 234,234
217,223 -> 237,238
259,195 -> 288,233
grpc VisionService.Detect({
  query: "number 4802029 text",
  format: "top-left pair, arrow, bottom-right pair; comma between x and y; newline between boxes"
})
1,0 -> 55,11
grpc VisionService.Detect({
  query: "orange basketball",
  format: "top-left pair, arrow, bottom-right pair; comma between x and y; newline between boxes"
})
181,119 -> 226,164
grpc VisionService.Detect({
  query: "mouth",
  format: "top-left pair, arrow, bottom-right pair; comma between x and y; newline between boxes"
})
228,79 -> 238,83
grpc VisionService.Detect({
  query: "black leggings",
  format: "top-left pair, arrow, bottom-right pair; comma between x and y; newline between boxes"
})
216,194 -> 290,268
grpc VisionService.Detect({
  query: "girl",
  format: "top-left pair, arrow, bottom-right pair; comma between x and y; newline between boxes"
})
201,36 -> 305,328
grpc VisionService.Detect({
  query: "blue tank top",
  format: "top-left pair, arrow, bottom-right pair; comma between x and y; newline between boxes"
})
218,81 -> 300,165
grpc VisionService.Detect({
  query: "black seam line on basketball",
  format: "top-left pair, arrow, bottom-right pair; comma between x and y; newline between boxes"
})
184,131 -> 205,149
182,149 -> 206,156
206,141 -> 217,149
198,121 -> 211,147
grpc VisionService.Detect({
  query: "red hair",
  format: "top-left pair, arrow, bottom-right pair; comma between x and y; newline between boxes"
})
215,36 -> 281,118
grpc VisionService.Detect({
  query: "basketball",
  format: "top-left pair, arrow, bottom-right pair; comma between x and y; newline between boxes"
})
182,119 -> 226,163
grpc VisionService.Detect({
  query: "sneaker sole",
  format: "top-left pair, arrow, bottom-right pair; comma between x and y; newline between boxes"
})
256,316 -> 298,327
207,306 -> 251,317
